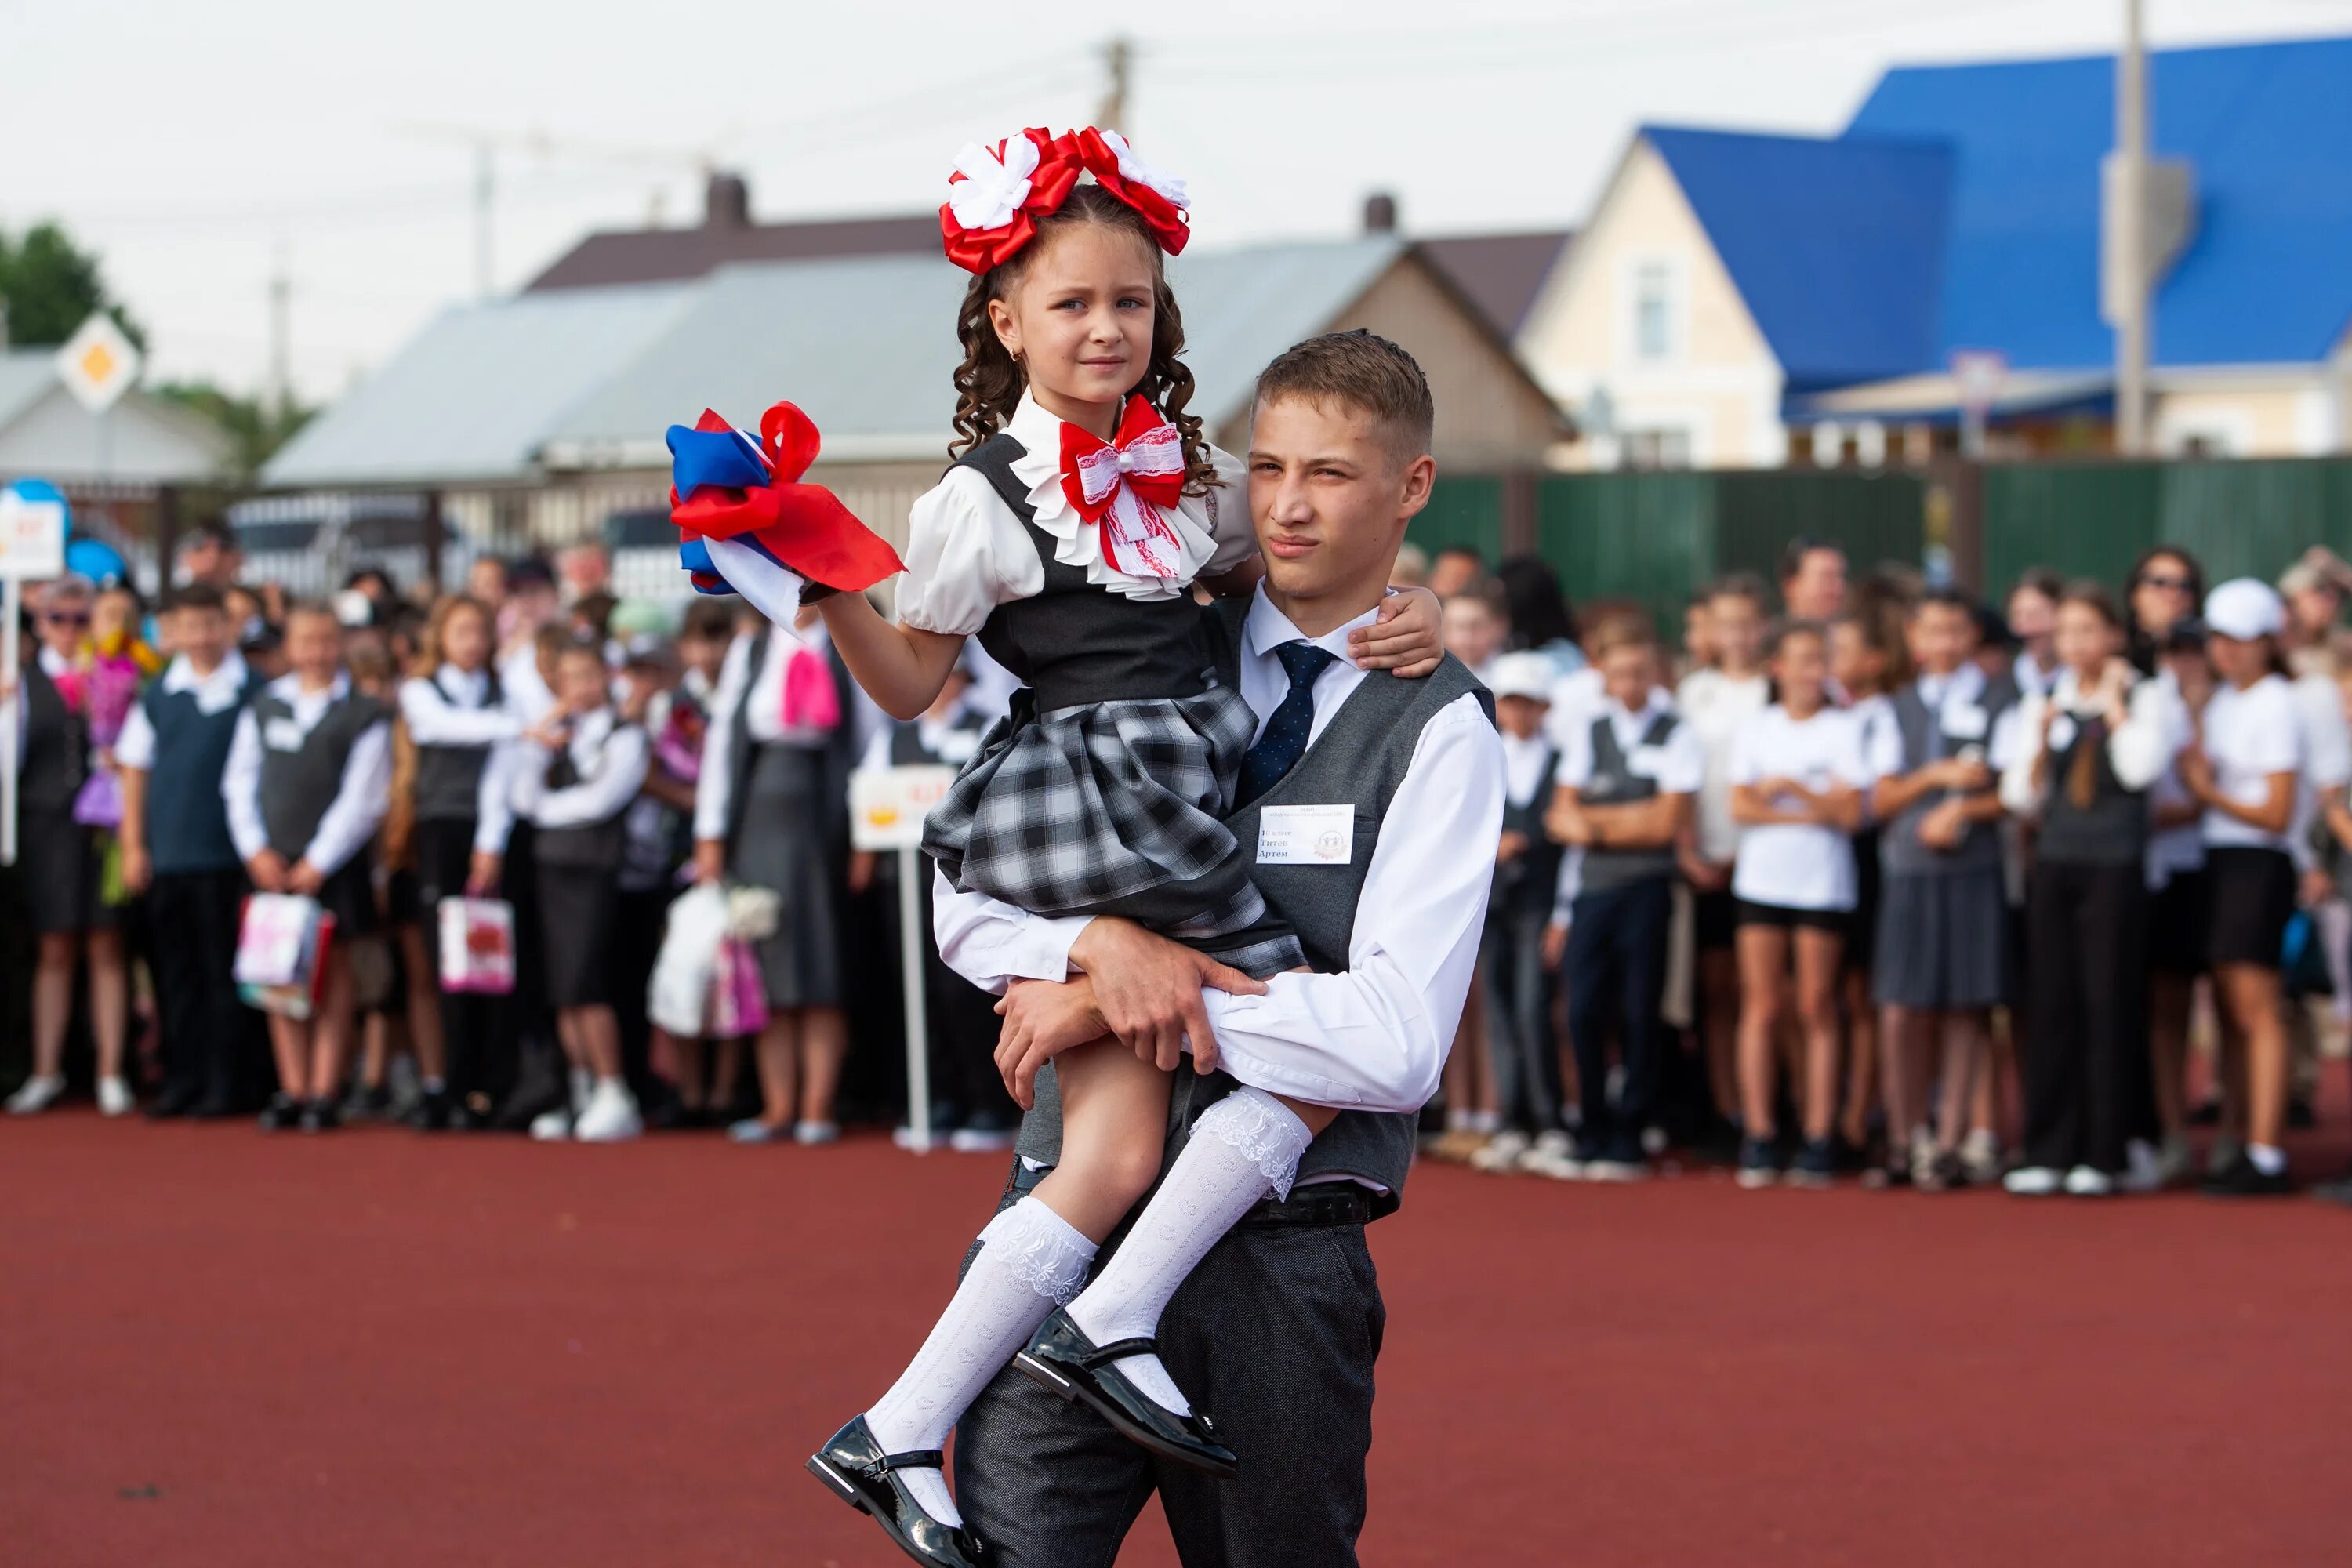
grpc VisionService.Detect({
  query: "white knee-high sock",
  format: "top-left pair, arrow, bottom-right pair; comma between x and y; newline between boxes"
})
864,1197 -> 1095,1526
1065,1087 -> 1312,1417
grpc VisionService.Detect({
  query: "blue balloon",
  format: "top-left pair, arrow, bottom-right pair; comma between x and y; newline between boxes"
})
66,535 -> 127,587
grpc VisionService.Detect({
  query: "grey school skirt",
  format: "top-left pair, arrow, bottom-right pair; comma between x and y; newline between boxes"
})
731,742 -> 844,1011
1872,865 -> 2013,1011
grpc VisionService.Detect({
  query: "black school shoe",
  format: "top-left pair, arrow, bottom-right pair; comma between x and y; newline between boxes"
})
258,1094 -> 303,1132
299,1099 -> 341,1134
804,1415 -> 990,1568
1013,1309 -> 1238,1479
2199,1152 -> 2294,1198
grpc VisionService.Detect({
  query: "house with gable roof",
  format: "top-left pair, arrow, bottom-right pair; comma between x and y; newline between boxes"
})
1521,34 -> 2352,468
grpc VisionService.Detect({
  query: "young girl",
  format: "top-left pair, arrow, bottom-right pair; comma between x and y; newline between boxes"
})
397,594 -> 518,1129
5,575 -> 135,1117
223,602 -> 391,1132
1727,621 -> 1867,1189
1830,604 -> 1903,1171
672,128 -> 1441,1563
1997,586 -> 2185,1196
2144,622 -> 2215,1184
513,641 -> 650,1142
646,601 -> 739,1124
2179,579 -> 2304,1196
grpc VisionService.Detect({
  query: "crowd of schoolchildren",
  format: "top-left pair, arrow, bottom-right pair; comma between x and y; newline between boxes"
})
0,524 -> 1021,1150
9,521 -> 2352,1204
1411,535 -> 2352,1204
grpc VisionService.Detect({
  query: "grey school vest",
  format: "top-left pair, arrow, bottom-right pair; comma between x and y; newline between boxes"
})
252,689 -> 387,860
1577,710 -> 1680,894
2035,701 -> 2150,869
1882,673 -> 2018,877
533,718 -> 641,871
16,662 -> 82,814
719,627 -> 858,855
412,667 -> 503,823
142,672 -> 260,875
1493,741 -> 1563,918
1012,615 -> 1495,1219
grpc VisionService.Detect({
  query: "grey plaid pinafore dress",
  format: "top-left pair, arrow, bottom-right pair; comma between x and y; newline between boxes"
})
920,434 -> 1305,979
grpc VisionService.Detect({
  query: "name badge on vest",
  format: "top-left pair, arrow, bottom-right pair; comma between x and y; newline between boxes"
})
263,717 -> 307,752
1943,702 -> 1988,741
2049,713 -> 2079,751
1627,745 -> 1668,780
1257,804 -> 1354,866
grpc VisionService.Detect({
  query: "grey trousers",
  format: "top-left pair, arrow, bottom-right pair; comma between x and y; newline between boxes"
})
955,1173 -> 1387,1568
1482,903 -> 1563,1134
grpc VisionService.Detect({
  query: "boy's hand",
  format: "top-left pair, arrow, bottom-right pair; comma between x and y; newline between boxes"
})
1933,755 -> 1992,793
1918,799 -> 1966,852
246,850 -> 288,894
285,859 -> 326,897
693,840 -> 727,886
1496,829 -> 1529,864
121,842 -> 152,896
466,851 -> 503,897
994,978 -> 1111,1110
1548,803 -> 1594,847
1067,917 -> 1268,1074
1351,586 -> 1443,677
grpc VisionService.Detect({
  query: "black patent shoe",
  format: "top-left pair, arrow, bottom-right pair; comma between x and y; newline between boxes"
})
804,1415 -> 990,1568
258,1094 -> 303,1133
1013,1310 -> 1238,1479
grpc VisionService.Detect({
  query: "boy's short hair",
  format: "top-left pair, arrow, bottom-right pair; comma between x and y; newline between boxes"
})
681,598 -> 736,643
1707,572 -> 1769,610
1254,329 -> 1434,465
165,583 -> 227,616
1910,586 -> 1976,622
1589,615 -> 1657,662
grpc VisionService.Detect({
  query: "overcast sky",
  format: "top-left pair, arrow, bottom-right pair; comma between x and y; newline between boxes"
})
5,0 -> 2350,401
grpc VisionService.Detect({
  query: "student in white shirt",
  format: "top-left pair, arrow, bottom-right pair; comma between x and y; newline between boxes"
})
1828,603 -> 1903,1160
1437,586 -> 1508,1147
1545,619 -> 1705,1179
1726,621 -> 1867,1188
1997,586 -> 2187,1196
511,641 -> 652,1142
2177,579 -> 2305,1196
2143,622 -> 2216,1182
223,603 -> 393,1132
1677,575 -> 1772,1134
2006,569 -> 2063,701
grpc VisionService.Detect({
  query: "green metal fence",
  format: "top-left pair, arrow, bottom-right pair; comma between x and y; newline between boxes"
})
1981,458 -> 2352,594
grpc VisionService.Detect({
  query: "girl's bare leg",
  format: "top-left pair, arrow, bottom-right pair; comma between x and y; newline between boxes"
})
1840,968 -> 1878,1148
712,1036 -> 744,1112
576,1005 -> 624,1081
1735,926 -> 1790,1137
1030,1040 -> 1179,1243
2220,964 -> 2289,1152
1795,931 -> 1845,1142
1698,946 -> 1741,1123
31,934 -> 77,1079
2149,971 -> 2190,1134
1878,1004 -> 1917,1160
797,1005 -> 848,1127
1935,1011 -> 1984,1155
753,1012 -> 798,1127
85,928 -> 129,1083
267,1015 -> 307,1102
309,953 -> 354,1102
398,924 -> 445,1083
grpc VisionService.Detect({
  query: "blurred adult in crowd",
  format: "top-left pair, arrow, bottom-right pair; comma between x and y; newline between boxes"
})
177,521 -> 243,592
467,554 -> 510,612
559,542 -> 612,607
1497,555 -> 1584,679
2279,548 -> 2352,678
2124,546 -> 2205,674
1780,538 -> 1849,622
1427,544 -> 1486,601
1389,541 -> 1430,591
1440,587 -> 1507,683
2006,568 -> 2063,699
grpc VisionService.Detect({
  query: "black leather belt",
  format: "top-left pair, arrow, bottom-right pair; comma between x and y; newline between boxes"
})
1240,1183 -> 1377,1229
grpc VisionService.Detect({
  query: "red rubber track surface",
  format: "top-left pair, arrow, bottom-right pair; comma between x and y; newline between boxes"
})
5,1115 -> 2349,1567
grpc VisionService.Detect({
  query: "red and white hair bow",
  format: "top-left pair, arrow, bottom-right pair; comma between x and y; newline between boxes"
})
939,125 -> 1190,275
1058,396 -> 1191,579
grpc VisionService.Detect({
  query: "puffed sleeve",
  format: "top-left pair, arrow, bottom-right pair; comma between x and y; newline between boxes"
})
1200,445 -> 1259,578
893,469 -> 1044,637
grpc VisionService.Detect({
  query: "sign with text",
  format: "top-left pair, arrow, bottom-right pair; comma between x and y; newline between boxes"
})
849,764 -> 957,852
0,479 -> 70,580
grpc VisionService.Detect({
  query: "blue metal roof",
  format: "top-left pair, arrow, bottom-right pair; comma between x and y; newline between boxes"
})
1642,125 -> 1953,390
1846,34 -> 2352,372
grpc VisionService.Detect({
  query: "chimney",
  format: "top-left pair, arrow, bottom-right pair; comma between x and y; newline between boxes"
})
1362,192 -> 1398,234
704,171 -> 751,230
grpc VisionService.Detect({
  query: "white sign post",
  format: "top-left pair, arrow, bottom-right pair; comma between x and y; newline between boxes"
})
0,479 -> 73,867
849,764 -> 959,1152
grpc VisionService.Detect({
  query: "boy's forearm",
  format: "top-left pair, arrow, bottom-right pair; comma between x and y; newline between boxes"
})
119,768 -> 148,855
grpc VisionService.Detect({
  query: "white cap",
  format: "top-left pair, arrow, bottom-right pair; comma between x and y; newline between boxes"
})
2204,577 -> 2285,641
1487,652 -> 1556,703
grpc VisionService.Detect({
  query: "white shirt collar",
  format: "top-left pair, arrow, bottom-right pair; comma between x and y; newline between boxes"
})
1918,662 -> 1984,708
270,670 -> 350,702
998,390 -> 1221,602
437,662 -> 489,701
1242,587 -> 1381,668
162,650 -> 247,697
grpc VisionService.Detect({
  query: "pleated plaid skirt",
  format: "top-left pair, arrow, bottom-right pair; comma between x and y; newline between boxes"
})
923,685 -> 1305,979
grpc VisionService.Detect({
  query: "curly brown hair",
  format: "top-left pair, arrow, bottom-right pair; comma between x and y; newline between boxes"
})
949,184 -> 1215,495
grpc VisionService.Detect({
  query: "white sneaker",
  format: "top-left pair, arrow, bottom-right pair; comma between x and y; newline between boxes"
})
1517,1129 -> 1573,1173
793,1120 -> 840,1145
1469,1130 -> 1532,1173
1520,1147 -> 1585,1181
5,1074 -> 65,1116
2152,1131 -> 2194,1189
2120,1139 -> 2164,1194
1959,1128 -> 2004,1185
96,1076 -> 135,1117
529,1107 -> 574,1142
573,1080 -> 643,1142
2063,1165 -> 2115,1198
568,1065 -> 594,1114
949,1125 -> 1018,1153
2002,1165 -> 2063,1196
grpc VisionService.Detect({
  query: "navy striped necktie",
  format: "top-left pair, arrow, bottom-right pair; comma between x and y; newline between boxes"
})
1236,641 -> 1338,808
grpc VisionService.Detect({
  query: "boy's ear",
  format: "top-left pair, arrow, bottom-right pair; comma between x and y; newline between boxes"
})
1396,454 -> 1437,522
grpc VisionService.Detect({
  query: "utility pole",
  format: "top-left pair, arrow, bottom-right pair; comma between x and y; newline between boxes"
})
267,241 -> 292,417
2114,0 -> 2149,456
474,142 -> 495,299
1098,36 -> 1132,132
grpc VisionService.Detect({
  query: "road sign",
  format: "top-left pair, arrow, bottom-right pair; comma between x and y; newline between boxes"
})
0,477 -> 71,580
55,312 -> 142,415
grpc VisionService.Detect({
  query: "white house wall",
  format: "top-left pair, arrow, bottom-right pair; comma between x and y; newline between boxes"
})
1516,138 -> 1785,469
0,384 -> 229,484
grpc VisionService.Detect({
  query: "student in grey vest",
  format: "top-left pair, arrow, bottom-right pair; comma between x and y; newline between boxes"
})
1997,585 -> 2187,1196
1471,652 -> 1569,1174
222,602 -> 392,1132
397,593 -> 521,1128
1544,617 -> 1704,1181
114,584 -> 263,1118
510,641 -> 649,1142
933,330 -> 1500,1568
1864,590 -> 2021,1190
852,653 -> 1019,1149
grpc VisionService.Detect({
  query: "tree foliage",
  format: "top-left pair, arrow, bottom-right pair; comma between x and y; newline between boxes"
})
155,382 -> 314,485
0,222 -> 146,350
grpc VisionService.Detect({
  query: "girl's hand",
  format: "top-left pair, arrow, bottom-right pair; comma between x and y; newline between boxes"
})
466,851 -> 503,897
1351,586 -> 1443,677
285,859 -> 326,897
2176,742 -> 2214,801
692,840 -> 727,886
246,850 -> 288,894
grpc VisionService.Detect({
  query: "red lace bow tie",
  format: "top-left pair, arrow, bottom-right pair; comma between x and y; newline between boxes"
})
1057,397 -> 1189,580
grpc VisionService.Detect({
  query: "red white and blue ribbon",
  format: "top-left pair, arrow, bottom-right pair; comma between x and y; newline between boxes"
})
1058,396 -> 1189,580
667,401 -> 904,623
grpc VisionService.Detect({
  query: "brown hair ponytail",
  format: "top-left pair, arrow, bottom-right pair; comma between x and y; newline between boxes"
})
948,184 -> 1216,495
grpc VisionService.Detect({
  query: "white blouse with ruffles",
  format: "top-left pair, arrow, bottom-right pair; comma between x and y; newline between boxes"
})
894,390 -> 1256,637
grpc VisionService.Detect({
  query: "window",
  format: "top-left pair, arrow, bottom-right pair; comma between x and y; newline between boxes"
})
1621,427 -> 1693,470
1632,261 -> 1675,364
